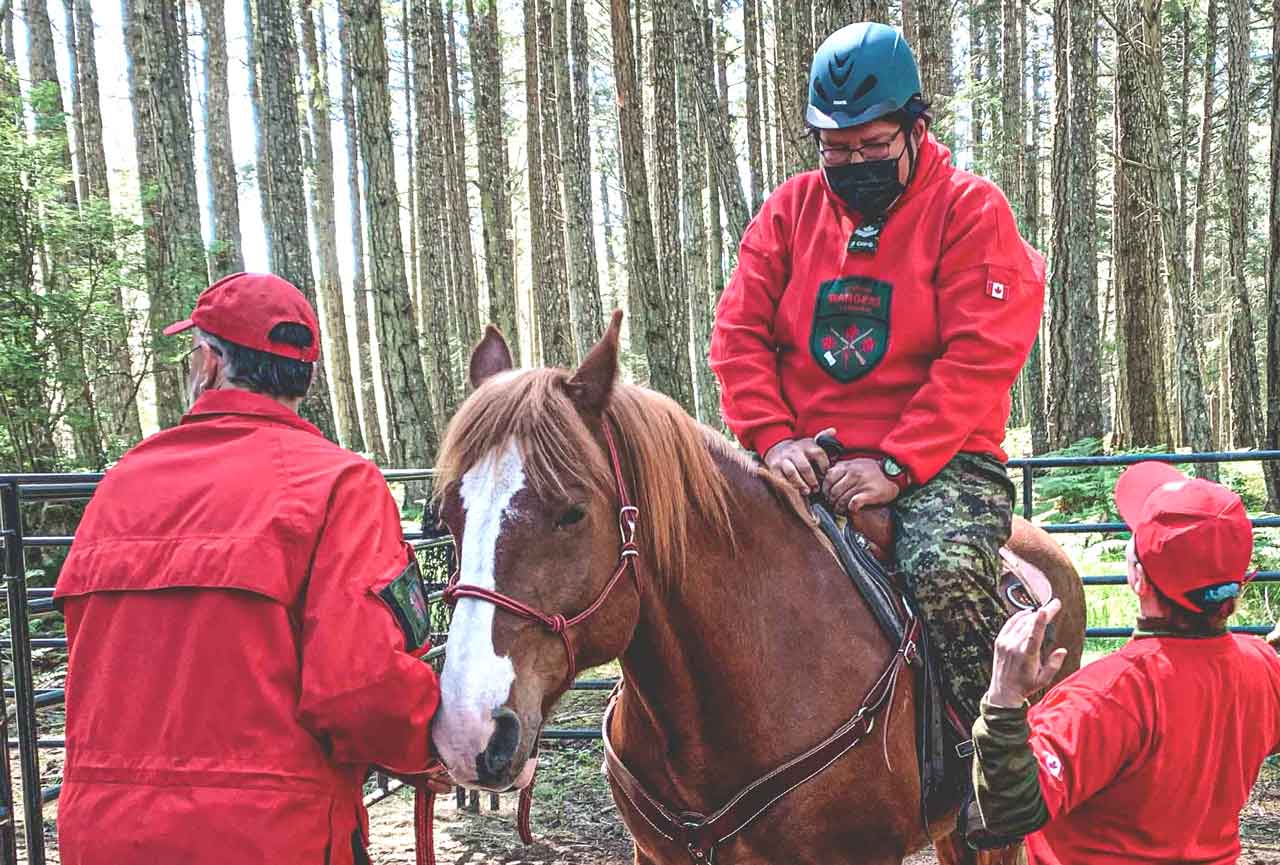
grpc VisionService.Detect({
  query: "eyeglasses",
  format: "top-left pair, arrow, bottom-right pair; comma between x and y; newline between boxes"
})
816,129 -> 904,166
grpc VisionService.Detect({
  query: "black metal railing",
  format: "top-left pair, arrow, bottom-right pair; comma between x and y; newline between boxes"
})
3,450 -> 1279,860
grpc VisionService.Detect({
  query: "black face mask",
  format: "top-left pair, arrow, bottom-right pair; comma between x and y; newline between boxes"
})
823,134 -> 914,219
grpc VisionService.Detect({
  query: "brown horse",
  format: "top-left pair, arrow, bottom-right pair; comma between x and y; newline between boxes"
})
430,314 -> 1085,865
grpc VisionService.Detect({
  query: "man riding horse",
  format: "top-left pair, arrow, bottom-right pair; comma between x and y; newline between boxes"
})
710,22 -> 1045,748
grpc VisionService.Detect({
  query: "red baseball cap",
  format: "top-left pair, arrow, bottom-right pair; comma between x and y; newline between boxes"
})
163,272 -> 321,362
1114,461 -> 1254,611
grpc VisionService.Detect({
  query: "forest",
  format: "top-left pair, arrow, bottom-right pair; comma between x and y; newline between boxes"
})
1,0 -> 1278,509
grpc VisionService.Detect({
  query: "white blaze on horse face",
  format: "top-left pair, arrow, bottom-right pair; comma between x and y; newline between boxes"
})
434,440 -> 524,782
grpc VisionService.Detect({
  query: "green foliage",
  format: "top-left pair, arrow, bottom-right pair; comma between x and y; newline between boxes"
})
1027,437 -> 1150,526
0,59 -> 147,472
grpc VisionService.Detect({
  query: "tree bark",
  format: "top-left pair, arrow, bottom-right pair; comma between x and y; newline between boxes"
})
243,0 -> 272,260
124,0 -> 209,430
611,0 -> 661,366
646,0 -> 694,409
1225,0 -> 1263,449
336,0 -> 386,461
535,0 -> 573,366
412,0 -> 457,431
743,0 -> 763,212
442,0 -> 479,349
679,0 -> 747,248
255,0 -> 335,440
1266,0 -> 1280,507
200,0 -> 244,276
1000,0 -> 1023,222
1046,0 -> 1103,448
343,0 -> 436,464
467,0 -> 519,350
523,0 -> 547,359
1138,0 -> 1213,468
1113,0 -> 1172,448
569,0 -> 603,346
914,0 -> 953,138
679,27 -> 717,426
302,0 -> 363,450
70,0 -> 144,450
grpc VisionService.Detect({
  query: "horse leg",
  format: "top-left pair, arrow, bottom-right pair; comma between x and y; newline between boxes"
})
934,831 -> 1027,865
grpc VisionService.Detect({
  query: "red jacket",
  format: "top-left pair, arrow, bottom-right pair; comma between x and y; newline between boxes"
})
1025,633 -> 1280,864
53,389 -> 440,865
709,134 -> 1045,484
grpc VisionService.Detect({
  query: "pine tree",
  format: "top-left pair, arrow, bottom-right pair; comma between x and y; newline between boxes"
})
200,0 -> 244,276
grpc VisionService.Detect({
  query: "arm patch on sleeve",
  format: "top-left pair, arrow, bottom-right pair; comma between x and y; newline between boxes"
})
378,557 -> 432,651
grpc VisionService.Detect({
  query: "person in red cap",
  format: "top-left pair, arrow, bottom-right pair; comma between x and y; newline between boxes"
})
965,461 -> 1280,862
54,272 -> 450,865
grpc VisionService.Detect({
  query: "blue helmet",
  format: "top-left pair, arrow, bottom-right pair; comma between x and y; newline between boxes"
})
806,23 -> 922,130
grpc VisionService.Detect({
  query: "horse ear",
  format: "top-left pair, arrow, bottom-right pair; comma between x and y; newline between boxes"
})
566,310 -> 622,414
469,325 -> 514,388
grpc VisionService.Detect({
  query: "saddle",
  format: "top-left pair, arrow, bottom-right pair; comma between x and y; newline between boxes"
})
811,501 -> 1050,831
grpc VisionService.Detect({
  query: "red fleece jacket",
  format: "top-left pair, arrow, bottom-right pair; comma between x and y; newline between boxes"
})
709,134 -> 1045,484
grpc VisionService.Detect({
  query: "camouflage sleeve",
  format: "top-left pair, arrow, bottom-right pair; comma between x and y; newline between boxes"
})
971,697 -> 1050,837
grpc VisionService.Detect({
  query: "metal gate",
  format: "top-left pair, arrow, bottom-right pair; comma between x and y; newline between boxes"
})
2,450 -> 1278,862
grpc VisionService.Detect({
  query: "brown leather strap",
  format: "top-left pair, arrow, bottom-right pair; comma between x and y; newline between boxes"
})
603,618 -> 921,863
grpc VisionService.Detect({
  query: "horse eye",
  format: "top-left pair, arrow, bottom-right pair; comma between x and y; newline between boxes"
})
556,504 -> 587,528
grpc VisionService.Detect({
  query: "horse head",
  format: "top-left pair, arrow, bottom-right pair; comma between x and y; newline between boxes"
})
430,312 -> 646,791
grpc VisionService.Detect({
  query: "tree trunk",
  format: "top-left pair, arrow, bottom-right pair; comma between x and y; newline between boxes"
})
200,0 -> 244,276
1190,0 -> 1217,390
1137,0 -> 1214,470
914,0 -> 953,138
255,0 -> 335,440
26,0 -> 77,205
124,0 -> 209,430
646,0 -> 693,408
570,0 -> 603,345
70,0 -> 143,450
1023,19 -> 1047,455
611,0 -> 661,367
1266,0 -> 1280,507
1046,0 -> 1103,448
443,0 -> 479,350
680,0 -> 747,248
243,0 -> 272,260
523,0 -> 547,360
467,0 -> 519,350
1225,0 -> 1263,449
535,0 -> 573,367
679,29 -> 717,426
401,2 -> 419,318
1113,0 -> 1171,448
336,0 -> 386,461
743,0 -> 763,212
412,0 -> 457,431
63,0 -> 88,205
1000,0 -> 1022,223
302,0 -> 363,450
343,0 -> 435,464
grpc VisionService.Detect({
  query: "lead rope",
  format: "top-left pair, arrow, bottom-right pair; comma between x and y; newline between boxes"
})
416,786 -> 436,865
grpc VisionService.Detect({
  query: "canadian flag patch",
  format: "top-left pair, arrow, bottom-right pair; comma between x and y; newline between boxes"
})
986,279 -> 1007,301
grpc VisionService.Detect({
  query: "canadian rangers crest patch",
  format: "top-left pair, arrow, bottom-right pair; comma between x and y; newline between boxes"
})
810,276 -> 892,383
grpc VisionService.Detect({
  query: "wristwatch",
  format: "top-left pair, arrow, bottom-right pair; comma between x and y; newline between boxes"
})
881,456 -> 910,492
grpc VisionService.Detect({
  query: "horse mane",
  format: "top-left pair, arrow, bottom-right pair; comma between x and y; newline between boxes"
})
434,369 -> 744,581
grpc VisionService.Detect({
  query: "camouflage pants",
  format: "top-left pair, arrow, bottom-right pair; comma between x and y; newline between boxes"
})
893,452 -> 1014,728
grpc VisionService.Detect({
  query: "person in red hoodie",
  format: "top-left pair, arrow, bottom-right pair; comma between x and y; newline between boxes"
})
709,22 -> 1045,732
53,272 -> 450,865
969,462 -> 1280,862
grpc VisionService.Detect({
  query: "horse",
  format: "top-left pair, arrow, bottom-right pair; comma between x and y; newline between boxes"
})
429,313 -> 1086,865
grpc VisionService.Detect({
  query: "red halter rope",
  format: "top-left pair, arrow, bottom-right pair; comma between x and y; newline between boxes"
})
417,422 -> 642,865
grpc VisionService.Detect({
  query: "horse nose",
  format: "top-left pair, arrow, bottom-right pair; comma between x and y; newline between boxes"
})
475,707 -> 522,785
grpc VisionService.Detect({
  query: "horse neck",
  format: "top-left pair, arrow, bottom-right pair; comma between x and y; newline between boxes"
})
616,452 -> 892,800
